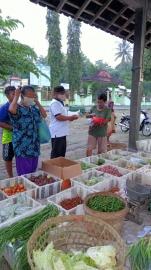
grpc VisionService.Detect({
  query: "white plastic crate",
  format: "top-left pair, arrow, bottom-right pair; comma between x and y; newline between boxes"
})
27,181 -> 63,204
114,159 -> 144,171
0,176 -> 37,198
136,139 -> 151,152
101,152 -> 122,161
0,194 -> 42,229
107,149 -> 131,157
78,158 -> 98,172
24,170 -> 60,187
123,154 -> 149,165
128,152 -> 151,165
71,170 -> 112,190
137,165 -> 151,176
136,151 -> 151,159
93,175 -> 127,192
47,185 -> 93,215
84,154 -> 115,166
96,164 -> 130,178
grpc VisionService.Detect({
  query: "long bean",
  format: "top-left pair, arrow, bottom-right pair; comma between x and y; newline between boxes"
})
0,204 -> 60,270
87,195 -> 125,212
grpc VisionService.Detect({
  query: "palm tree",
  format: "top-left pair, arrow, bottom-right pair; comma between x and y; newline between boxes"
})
115,40 -> 132,64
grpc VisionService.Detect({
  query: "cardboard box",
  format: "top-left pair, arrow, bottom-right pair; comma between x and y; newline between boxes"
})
42,157 -> 82,179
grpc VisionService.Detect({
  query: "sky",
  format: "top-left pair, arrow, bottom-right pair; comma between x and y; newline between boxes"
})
1,0 -> 125,67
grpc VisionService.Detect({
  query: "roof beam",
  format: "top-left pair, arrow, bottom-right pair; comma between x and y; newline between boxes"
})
31,0 -> 55,8
56,0 -> 67,12
126,31 -> 134,39
90,0 -> 113,25
116,14 -> 135,35
105,5 -> 128,30
75,0 -> 91,19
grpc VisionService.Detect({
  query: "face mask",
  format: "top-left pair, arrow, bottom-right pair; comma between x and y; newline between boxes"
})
57,94 -> 66,101
23,97 -> 35,106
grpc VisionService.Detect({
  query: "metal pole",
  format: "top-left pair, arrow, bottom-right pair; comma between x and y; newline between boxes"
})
128,0 -> 148,151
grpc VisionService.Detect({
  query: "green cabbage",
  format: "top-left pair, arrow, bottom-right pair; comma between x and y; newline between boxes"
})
33,242 -> 117,270
86,245 -> 117,269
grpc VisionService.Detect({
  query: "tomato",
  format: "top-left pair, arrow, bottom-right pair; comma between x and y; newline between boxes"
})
1,183 -> 26,196
61,179 -> 71,191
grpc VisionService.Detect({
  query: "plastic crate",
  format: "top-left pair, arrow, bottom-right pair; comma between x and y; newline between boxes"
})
137,151 -> 151,159
124,155 -> 149,166
136,139 -> 151,152
137,165 -> 151,175
24,170 -> 60,187
96,164 -> 130,178
93,176 -> 127,193
85,155 -> 115,166
47,186 -> 93,215
78,158 -> 98,172
107,149 -> 132,157
101,152 -> 122,161
71,170 -> 112,190
0,194 -> 42,229
114,159 -> 144,171
27,181 -> 63,204
0,176 -> 37,198
126,172 -> 151,202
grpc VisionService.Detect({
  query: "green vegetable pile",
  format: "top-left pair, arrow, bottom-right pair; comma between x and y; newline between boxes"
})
81,162 -> 93,170
128,237 -> 151,270
84,177 -> 104,186
87,195 -> 125,212
0,204 -> 59,270
96,159 -> 105,165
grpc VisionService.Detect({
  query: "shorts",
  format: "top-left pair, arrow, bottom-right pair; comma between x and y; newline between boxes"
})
3,142 -> 14,161
51,136 -> 66,159
87,135 -> 107,153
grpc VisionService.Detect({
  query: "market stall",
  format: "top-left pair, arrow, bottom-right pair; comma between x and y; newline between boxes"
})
0,148 -> 151,269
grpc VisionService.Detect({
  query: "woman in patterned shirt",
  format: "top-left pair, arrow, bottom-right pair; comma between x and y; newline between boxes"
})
9,86 -> 47,176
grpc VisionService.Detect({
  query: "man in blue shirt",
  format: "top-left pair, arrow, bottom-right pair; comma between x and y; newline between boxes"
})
0,86 -> 15,177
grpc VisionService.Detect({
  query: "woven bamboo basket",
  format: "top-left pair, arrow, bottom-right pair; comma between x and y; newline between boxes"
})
27,215 -> 126,270
84,192 -> 128,232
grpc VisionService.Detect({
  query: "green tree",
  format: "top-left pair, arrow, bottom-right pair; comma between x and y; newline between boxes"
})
115,62 -> 132,88
61,53 -> 68,83
67,18 -> 82,100
115,40 -> 132,65
95,59 -> 112,73
0,12 -> 39,79
144,48 -> 151,81
81,53 -> 96,78
46,9 -> 62,89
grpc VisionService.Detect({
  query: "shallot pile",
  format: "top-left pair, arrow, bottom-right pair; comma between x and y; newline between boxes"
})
98,165 -> 123,177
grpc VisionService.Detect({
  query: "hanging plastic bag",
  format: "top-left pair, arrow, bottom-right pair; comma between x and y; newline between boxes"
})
38,118 -> 51,144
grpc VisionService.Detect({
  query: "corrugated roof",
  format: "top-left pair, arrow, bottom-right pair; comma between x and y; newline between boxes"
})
30,0 -> 151,48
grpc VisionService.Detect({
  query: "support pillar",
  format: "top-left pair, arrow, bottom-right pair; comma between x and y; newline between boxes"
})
128,1 -> 148,151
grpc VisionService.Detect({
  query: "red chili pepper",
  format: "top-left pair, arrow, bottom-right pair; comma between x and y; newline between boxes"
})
60,196 -> 83,210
